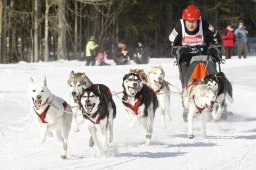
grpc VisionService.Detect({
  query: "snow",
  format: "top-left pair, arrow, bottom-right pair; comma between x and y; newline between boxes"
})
1,56 -> 256,170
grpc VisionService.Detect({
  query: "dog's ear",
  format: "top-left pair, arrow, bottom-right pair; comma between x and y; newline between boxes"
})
43,76 -> 47,86
70,70 -> 75,76
81,73 -> 86,78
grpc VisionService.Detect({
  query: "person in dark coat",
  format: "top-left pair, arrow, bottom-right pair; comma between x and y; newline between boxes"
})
169,4 -> 221,87
133,41 -> 151,64
114,42 -> 130,65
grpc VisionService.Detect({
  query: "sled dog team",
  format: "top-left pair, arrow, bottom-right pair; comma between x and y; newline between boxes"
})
29,66 -> 233,158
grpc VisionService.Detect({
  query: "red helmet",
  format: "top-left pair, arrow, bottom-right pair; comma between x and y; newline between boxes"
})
182,4 -> 201,21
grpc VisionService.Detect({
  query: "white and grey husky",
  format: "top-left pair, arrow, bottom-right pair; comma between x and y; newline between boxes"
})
67,71 -> 93,132
29,77 -> 73,159
147,65 -> 171,128
183,79 -> 216,139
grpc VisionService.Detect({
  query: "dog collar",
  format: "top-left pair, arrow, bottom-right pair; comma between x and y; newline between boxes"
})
196,106 -> 205,113
83,112 -> 102,124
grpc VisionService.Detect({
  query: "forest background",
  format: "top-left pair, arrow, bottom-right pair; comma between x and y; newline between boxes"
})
0,0 -> 256,63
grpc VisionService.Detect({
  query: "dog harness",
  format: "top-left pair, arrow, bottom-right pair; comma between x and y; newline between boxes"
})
34,101 -> 67,123
82,112 -> 103,124
124,97 -> 142,115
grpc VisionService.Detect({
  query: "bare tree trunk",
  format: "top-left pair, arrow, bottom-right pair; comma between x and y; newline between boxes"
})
0,0 -> 2,63
34,0 -> 39,62
44,0 -> 49,62
74,0 -> 78,60
1,0 -> 6,63
57,0 -> 67,60
79,2 -> 83,58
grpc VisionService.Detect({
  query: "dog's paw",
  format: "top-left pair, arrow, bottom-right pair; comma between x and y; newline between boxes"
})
60,154 -> 67,159
188,134 -> 194,139
146,133 -> 152,139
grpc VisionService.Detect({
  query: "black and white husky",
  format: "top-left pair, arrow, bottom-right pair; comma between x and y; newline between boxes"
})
203,72 -> 234,121
68,71 -> 93,132
29,77 -> 73,159
122,73 -> 158,145
79,84 -> 116,157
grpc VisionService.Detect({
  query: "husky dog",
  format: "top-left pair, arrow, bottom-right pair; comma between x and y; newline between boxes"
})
147,65 -> 171,128
203,72 -> 233,121
68,71 -> 93,132
29,77 -> 73,159
182,79 -> 216,139
79,84 -> 116,157
122,72 -> 158,145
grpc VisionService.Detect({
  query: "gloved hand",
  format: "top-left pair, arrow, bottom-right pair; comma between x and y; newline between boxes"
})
176,45 -> 192,56
208,47 -> 221,62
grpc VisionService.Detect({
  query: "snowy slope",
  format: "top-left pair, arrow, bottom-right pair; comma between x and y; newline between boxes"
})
0,57 -> 256,170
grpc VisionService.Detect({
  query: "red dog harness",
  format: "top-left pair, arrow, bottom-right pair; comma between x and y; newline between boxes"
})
126,97 -> 142,115
34,101 -> 67,123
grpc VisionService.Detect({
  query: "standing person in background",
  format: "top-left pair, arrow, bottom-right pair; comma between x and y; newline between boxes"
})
85,36 -> 98,66
221,25 -> 236,59
234,21 -> 249,59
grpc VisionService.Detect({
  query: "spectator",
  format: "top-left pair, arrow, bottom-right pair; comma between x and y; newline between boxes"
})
85,36 -> 98,66
234,21 -> 249,59
221,25 -> 236,59
95,48 -> 111,66
133,41 -> 151,64
114,42 -> 130,65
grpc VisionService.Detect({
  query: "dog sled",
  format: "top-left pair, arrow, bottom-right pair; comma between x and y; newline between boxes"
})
174,44 -> 224,88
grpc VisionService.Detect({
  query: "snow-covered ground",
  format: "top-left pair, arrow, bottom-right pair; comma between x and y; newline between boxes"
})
0,57 -> 256,170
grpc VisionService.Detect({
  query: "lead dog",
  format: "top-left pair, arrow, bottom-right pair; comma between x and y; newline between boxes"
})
68,70 -> 93,132
203,72 -> 233,121
122,72 -> 158,145
182,79 -> 216,139
79,84 -> 116,157
29,77 -> 72,159
147,65 -> 171,128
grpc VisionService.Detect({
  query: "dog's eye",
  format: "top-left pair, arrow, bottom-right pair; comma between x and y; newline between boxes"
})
69,84 -> 73,87
32,90 -> 35,92
91,95 -> 95,98
41,90 -> 44,92
78,84 -> 81,87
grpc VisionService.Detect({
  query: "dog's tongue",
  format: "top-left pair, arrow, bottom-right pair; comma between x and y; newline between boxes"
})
85,104 -> 93,112
154,80 -> 162,87
34,100 -> 42,109
128,87 -> 137,95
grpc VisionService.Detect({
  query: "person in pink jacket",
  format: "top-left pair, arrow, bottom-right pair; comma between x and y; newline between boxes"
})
95,48 -> 110,66
221,25 -> 236,59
